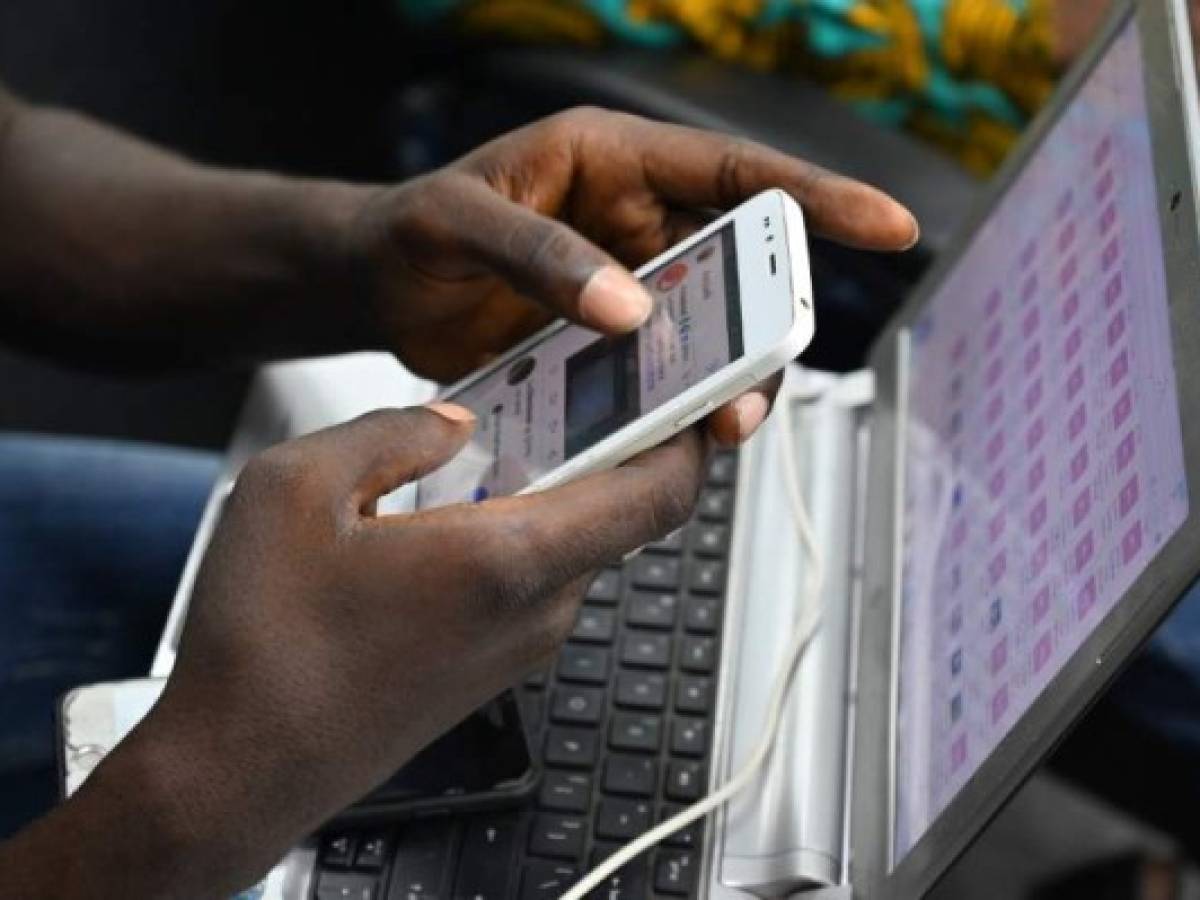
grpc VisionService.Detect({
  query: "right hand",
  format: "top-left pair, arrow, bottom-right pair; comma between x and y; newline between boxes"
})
80,403 -> 706,897
341,107 -> 917,442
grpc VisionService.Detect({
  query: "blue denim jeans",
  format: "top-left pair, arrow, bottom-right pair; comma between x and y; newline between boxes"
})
0,434 -> 219,837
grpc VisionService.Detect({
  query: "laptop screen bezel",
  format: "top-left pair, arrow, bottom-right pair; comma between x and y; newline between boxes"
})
849,1 -> 1200,896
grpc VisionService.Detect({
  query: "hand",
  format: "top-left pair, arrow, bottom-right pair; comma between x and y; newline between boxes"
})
68,404 -> 705,897
345,107 -> 918,444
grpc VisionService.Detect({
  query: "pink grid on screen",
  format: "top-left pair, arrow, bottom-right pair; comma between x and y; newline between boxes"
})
893,20 -> 1189,863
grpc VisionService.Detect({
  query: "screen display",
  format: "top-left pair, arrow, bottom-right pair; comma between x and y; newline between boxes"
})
563,333 -> 640,459
417,224 -> 743,507
894,20 -> 1189,861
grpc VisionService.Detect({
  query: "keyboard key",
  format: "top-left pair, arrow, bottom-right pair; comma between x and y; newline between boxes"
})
387,820 -> 457,899
603,754 -> 657,797
571,607 -> 616,644
609,714 -> 662,753
645,528 -> 684,554
550,687 -> 605,725
585,847 -> 648,900
654,850 -> 698,895
671,718 -> 708,757
595,798 -> 653,841
615,672 -> 667,710
707,453 -> 737,486
520,862 -> 579,900
355,834 -> 389,870
630,556 -> 681,590
586,569 -> 621,604
683,596 -> 720,635
322,834 -> 357,868
624,591 -> 678,630
619,633 -> 672,669
659,804 -> 703,849
545,728 -> 600,768
666,762 -> 705,801
453,815 -> 518,899
539,771 -> 592,813
317,872 -> 377,900
691,523 -> 730,558
557,646 -> 611,684
676,676 -> 712,714
690,561 -> 726,595
698,488 -> 733,521
529,815 -> 586,860
680,636 -> 717,673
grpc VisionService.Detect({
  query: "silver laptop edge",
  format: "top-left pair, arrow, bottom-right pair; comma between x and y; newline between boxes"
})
704,368 -> 876,899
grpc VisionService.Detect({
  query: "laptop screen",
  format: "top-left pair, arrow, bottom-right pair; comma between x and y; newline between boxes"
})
893,17 -> 1190,863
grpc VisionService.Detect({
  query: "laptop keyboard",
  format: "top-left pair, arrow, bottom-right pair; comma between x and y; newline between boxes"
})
311,450 -> 737,900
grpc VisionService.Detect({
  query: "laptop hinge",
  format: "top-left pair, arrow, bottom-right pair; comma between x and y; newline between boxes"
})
704,366 -> 875,899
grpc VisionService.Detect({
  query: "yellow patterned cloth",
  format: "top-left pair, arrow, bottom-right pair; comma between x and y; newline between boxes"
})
401,0 -> 1066,175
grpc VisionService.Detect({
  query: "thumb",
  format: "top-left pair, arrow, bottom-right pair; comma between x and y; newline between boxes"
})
455,179 -> 654,334
297,404 -> 476,515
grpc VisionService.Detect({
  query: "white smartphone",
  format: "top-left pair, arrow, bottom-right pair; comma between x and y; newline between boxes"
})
416,188 -> 814,509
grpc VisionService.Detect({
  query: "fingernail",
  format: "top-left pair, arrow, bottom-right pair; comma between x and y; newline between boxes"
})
734,393 -> 770,440
901,210 -> 921,251
580,267 -> 654,332
426,401 -> 476,424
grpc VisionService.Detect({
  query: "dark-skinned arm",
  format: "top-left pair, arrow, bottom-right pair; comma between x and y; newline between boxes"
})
0,86 -> 918,395
0,81 -> 375,370
0,407 -> 709,899
0,87 -> 918,440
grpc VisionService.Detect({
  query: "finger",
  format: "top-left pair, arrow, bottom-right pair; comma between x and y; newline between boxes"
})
663,208 -> 714,247
432,429 -> 707,603
498,428 -> 707,577
707,370 -> 785,447
291,404 -> 478,514
449,178 -> 654,334
631,120 -> 919,252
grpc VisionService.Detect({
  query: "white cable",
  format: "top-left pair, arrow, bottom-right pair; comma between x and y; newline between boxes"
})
559,389 -> 824,900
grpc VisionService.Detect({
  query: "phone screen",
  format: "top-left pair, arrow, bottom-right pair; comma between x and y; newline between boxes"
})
417,224 -> 744,508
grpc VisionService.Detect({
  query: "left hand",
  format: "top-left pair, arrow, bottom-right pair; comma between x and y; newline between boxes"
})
343,107 -> 918,445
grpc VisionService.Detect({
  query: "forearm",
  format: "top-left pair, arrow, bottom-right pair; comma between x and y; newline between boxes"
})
0,88 -> 380,370
0,748 -> 213,899
0,716 -> 311,900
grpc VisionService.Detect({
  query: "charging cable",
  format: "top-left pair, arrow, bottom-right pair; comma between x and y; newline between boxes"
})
559,391 -> 825,900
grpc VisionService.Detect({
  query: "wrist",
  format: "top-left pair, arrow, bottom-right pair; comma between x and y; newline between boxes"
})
0,726 -> 232,899
16,710 -> 296,899
265,176 -> 386,357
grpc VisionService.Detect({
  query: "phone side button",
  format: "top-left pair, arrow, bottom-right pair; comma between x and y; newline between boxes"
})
674,401 -> 716,431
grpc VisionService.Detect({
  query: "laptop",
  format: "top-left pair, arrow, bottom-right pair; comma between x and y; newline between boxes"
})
61,0 -> 1200,896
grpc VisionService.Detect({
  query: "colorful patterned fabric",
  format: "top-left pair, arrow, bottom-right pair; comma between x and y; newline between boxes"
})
400,0 -> 1064,174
